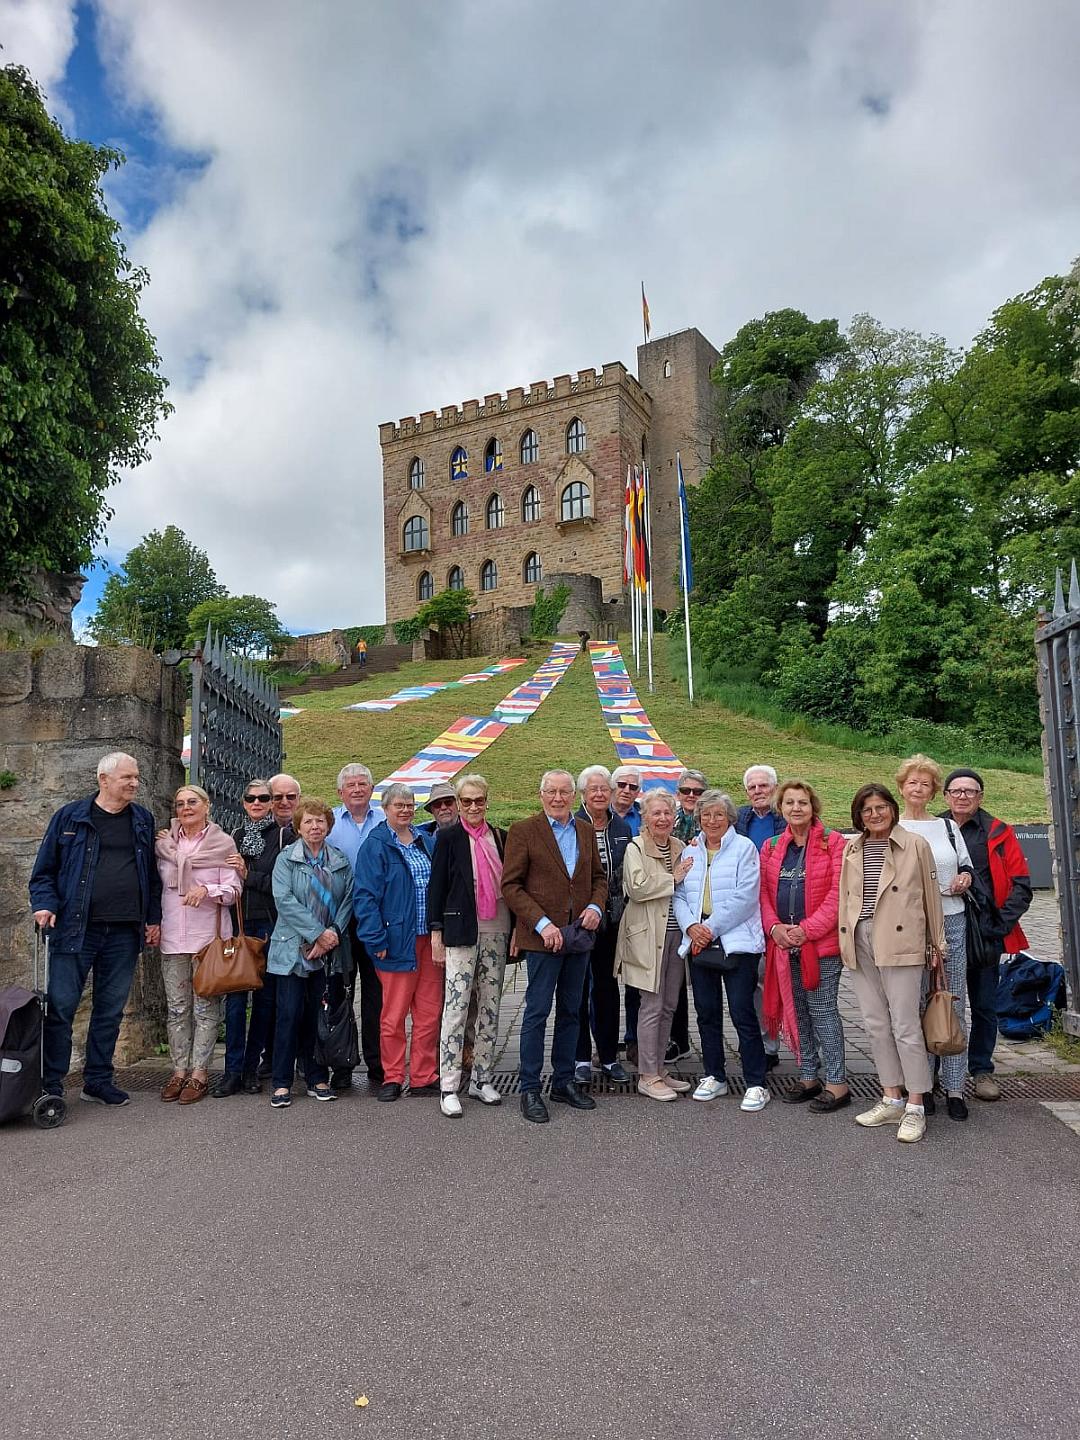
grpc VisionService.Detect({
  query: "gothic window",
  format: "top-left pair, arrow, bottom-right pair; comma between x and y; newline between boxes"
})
566,417 -> 586,454
484,437 -> 503,473
663,360 -> 672,378
480,559 -> 497,592
521,485 -> 540,522
403,516 -> 429,551
417,571 -> 434,601
560,480 -> 591,521
451,501 -> 469,537
486,493 -> 505,529
450,446 -> 468,481
448,566 -> 465,591
520,429 -> 539,464
408,457 -> 425,489
523,552 -> 542,584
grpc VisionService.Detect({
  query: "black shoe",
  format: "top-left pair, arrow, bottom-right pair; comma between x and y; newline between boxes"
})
366,1069 -> 385,1088
212,1071 -> 243,1098
603,1061 -> 631,1083
257,1060 -> 273,1080
520,1090 -> 549,1124
782,1082 -> 822,1105
408,1081 -> 440,1097
946,1095 -> 969,1122
665,1040 -> 690,1064
241,1071 -> 262,1094
549,1082 -> 597,1111
330,1070 -> 354,1093
377,1082 -> 402,1102
764,1052 -> 781,1071
923,1093 -> 937,1116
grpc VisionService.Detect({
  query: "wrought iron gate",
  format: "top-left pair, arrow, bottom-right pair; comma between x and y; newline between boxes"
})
188,626 -> 283,833
1036,562 -> 1080,1033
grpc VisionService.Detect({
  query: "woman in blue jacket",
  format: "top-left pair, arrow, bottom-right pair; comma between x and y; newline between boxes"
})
267,798 -> 353,1109
353,783 -> 439,1102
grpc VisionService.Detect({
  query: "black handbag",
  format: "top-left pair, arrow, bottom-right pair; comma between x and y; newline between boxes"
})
692,939 -> 741,973
944,820 -> 1001,969
314,990 -> 360,1070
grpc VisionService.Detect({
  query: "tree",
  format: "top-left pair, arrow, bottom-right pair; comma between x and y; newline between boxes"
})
88,526 -> 224,649
415,588 -> 475,658
186,594 -> 287,658
0,66 -> 171,594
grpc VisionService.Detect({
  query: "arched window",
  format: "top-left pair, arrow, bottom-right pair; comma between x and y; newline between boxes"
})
451,500 -> 469,537
484,438 -> 503,473
523,552 -> 542,584
408,457 -> 425,489
450,446 -> 468,481
566,417 -> 586,454
480,560 -> 497,592
417,571 -> 434,601
448,566 -> 465,591
663,359 -> 672,379
521,485 -> 541,522
403,515 -> 429,551
486,493 -> 505,529
520,429 -> 539,465
560,481 -> 591,521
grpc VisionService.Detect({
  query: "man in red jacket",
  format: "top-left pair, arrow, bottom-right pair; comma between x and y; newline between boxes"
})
942,768 -> 1033,1102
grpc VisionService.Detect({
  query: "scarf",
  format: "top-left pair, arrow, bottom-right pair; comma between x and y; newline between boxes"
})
239,811 -> 276,857
461,817 -> 501,921
301,845 -> 335,970
761,823 -> 829,1065
155,820 -> 237,895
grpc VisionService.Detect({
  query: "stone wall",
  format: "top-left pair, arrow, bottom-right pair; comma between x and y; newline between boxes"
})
0,568 -> 86,643
0,644 -> 186,1065
279,628 -> 351,667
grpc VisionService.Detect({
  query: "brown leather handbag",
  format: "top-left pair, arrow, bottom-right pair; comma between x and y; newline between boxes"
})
192,893 -> 267,998
921,952 -> 965,1057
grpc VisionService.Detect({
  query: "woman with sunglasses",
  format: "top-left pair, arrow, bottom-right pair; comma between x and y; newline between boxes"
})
212,779 -> 288,1097
428,773 -> 512,1117
155,785 -> 242,1105
838,783 -> 948,1144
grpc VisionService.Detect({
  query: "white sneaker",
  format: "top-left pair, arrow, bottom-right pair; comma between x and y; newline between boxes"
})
897,1107 -> 926,1143
692,1075 -> 729,1102
855,1099 -> 905,1127
439,1092 -> 462,1118
468,1079 -> 501,1106
740,1085 -> 771,1112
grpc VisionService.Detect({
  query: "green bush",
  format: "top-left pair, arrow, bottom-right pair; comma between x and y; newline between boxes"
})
529,583 -> 571,638
393,616 -> 424,645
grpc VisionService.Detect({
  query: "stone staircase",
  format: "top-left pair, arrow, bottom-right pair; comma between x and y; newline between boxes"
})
279,643 -> 412,696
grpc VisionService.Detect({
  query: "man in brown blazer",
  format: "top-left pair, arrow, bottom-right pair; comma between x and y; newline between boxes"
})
502,770 -> 608,1123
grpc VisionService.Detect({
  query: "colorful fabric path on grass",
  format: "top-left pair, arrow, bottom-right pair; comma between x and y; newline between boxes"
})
344,659 -> 525,712
375,642 -> 579,802
587,642 -> 684,791
182,706 -> 301,765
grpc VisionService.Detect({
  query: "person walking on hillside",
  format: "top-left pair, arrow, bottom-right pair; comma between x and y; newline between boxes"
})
941,768 -> 1033,1102
29,751 -> 162,1108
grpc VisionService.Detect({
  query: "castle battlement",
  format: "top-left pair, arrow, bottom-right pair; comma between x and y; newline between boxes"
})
379,361 -> 646,444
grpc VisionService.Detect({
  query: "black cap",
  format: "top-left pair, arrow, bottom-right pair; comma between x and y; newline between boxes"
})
943,768 -> 984,792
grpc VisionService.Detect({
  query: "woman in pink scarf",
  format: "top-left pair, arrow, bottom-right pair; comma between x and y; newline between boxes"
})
428,773 -> 513,1118
155,785 -> 242,1105
760,779 -> 849,1113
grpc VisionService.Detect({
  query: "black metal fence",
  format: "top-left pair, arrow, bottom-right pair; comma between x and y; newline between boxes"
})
1036,562 -> 1080,1033
188,627 -> 283,833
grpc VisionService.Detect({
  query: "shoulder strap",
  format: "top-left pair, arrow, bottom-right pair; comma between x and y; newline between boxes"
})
944,817 -> 958,853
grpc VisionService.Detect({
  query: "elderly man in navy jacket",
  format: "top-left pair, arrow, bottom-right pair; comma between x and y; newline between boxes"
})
29,751 -> 162,1107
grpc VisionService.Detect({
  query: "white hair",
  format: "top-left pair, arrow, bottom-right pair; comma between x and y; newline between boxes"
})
269,773 -> 302,793
539,769 -> 575,794
97,751 -> 137,778
577,764 -> 613,792
336,763 -> 373,788
743,764 -> 777,787
611,765 -> 642,785
381,782 -> 417,807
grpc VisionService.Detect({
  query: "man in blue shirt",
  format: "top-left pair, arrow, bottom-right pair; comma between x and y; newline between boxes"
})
610,765 -> 643,836
327,763 -> 385,1089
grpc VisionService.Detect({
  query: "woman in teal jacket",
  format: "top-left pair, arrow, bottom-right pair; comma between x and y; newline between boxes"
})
268,798 -> 353,1109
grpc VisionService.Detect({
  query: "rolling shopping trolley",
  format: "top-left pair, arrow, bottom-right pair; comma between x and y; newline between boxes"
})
0,928 -> 66,1129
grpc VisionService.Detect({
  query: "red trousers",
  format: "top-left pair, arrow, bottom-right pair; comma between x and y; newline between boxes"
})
376,936 -> 443,1086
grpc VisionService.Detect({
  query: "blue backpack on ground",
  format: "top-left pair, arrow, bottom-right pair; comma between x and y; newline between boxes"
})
996,953 -> 1068,1040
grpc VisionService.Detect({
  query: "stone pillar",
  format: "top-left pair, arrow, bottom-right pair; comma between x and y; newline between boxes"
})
0,644 -> 186,1065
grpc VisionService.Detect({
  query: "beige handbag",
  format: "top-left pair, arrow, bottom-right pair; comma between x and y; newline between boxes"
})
921,953 -> 965,1057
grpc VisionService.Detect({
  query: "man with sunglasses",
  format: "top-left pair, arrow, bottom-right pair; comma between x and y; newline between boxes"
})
610,766 -> 643,836
419,782 -> 459,834
328,764 -> 386,1089
664,769 -> 710,1064
941,768 -> 1032,1102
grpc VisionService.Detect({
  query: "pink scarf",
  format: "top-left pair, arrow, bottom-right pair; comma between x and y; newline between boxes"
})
155,819 -> 237,895
461,818 -> 502,921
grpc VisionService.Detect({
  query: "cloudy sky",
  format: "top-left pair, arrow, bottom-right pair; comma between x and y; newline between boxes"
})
5,0 -> 1080,634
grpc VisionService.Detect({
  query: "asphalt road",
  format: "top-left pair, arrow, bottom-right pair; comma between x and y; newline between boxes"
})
2,1088 -> 1078,1440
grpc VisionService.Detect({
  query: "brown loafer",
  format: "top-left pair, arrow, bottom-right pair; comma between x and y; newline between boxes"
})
161,1072 -> 189,1102
178,1075 -> 209,1105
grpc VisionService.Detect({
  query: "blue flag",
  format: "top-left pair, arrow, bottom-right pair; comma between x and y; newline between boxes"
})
677,453 -> 693,592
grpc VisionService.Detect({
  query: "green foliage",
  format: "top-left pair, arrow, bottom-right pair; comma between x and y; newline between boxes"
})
416,587 -> 475,657
528,583 -> 571,637
88,525 -> 224,650
392,615 -> 423,645
186,594 -> 287,658
0,769 -> 18,789
343,624 -> 386,648
0,66 -> 171,593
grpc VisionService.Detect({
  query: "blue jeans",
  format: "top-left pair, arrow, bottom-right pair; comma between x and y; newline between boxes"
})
519,948 -> 589,1092
44,922 -> 142,1089
271,971 -> 328,1092
688,951 -> 765,1088
223,923 -> 275,1074
967,955 -> 1000,1075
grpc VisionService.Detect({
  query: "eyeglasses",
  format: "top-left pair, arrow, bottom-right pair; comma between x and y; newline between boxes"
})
429,798 -> 456,809
176,799 -> 202,809
615,781 -> 640,791
945,787 -> 981,798
678,787 -> 704,797
459,797 -> 486,807
861,806 -> 892,818
272,792 -> 299,802
244,793 -> 271,803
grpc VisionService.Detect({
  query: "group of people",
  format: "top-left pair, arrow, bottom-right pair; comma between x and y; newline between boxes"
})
28,748 -> 1033,1142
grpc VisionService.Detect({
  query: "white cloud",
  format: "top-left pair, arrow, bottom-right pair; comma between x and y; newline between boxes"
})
23,0 -> 1080,631
0,0 -> 76,94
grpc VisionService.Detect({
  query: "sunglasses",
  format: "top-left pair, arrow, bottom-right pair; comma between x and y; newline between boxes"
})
429,797 -> 456,809
272,792 -> 299,802
459,797 -> 486,807
244,793 -> 272,803
678,787 -> 704,797
615,781 -> 640,791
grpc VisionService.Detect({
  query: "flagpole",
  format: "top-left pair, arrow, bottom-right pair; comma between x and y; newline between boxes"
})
643,462 -> 655,693
677,451 -> 695,703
